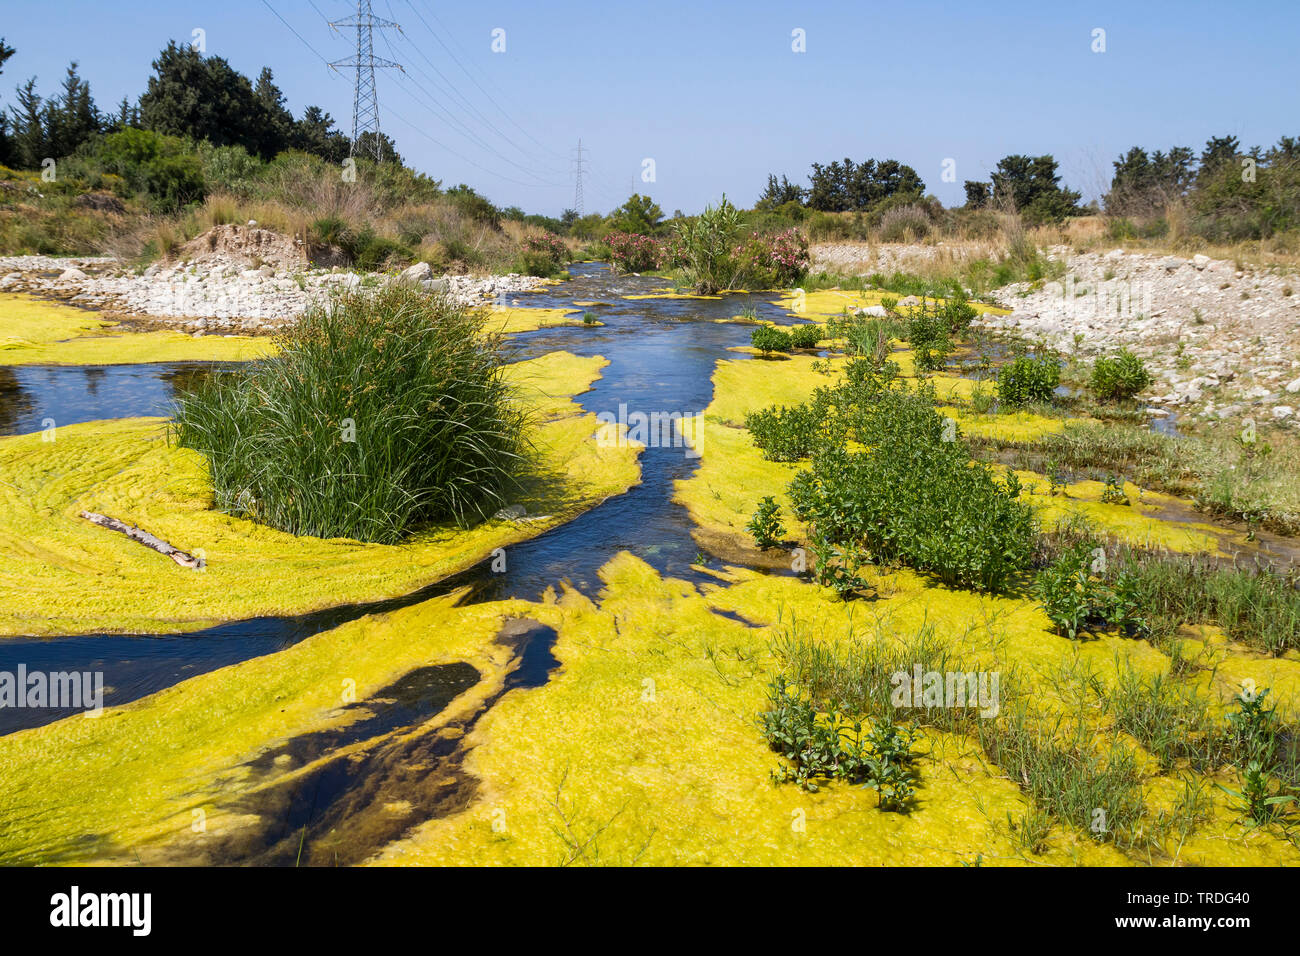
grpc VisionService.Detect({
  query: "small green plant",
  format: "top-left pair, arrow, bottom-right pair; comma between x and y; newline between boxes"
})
760,677 -> 918,810
750,325 -> 793,354
970,383 -> 996,414
1100,474 -> 1129,505
861,722 -> 920,811
581,311 -> 598,325
746,496 -> 785,550
811,537 -> 872,599
997,352 -> 1060,407
1090,348 -> 1152,401
1219,761 -> 1297,827
788,324 -> 824,349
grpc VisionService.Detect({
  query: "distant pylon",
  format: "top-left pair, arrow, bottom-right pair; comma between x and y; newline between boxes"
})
572,139 -> 587,216
329,1 -> 402,162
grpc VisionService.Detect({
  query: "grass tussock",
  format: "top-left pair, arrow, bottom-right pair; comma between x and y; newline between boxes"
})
171,283 -> 527,543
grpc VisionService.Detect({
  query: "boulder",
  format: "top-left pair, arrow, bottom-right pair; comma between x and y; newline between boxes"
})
399,261 -> 434,285
59,267 -> 87,282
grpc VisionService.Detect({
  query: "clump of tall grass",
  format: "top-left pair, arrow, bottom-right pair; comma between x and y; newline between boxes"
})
171,283 -> 527,543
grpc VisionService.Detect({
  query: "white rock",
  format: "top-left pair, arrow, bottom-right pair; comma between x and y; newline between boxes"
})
1286,377 -> 1300,393
59,267 -> 87,281
1272,406 -> 1294,420
400,261 -> 434,284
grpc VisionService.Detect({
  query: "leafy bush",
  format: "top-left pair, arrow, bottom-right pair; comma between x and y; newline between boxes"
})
516,232 -> 568,276
746,399 -> 833,462
788,324 -> 823,349
761,676 -> 918,809
732,228 -> 810,287
671,195 -> 742,293
1090,348 -> 1152,401
605,230 -> 664,272
1033,543 -> 1147,639
172,284 -> 526,543
790,384 -> 1037,592
997,352 -> 1060,406
746,496 -> 785,549
89,128 -> 205,212
750,325 -> 792,354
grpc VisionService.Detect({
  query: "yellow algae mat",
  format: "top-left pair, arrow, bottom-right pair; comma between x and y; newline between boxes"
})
0,293 -> 273,365
8,550 -> 1295,865
0,350 -> 640,635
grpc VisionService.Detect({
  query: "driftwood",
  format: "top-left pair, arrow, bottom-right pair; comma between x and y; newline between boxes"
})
78,511 -> 203,569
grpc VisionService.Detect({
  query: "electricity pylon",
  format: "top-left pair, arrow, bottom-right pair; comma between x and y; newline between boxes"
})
329,1 -> 402,162
572,139 -> 588,216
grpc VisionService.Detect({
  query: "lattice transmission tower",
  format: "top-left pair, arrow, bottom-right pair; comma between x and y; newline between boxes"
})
572,139 -> 588,216
329,1 -> 402,161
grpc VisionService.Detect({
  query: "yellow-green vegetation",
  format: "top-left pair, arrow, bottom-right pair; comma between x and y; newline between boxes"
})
483,306 -> 594,334
367,552 -> 1299,866
0,588 -> 533,865
0,294 -> 272,365
0,351 -> 640,635
773,288 -> 1010,319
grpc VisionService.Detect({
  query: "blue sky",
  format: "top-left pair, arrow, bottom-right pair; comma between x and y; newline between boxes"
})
3,0 -> 1298,217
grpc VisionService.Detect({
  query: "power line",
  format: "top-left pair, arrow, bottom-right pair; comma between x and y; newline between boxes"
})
329,1 -> 402,162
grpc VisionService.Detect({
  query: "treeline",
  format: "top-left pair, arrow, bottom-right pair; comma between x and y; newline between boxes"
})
1103,134 -> 1300,241
0,40 -> 382,176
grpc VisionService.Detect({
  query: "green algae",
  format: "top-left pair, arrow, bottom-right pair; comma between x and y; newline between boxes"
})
0,588 -> 532,864
0,350 -> 641,635
0,293 -> 273,365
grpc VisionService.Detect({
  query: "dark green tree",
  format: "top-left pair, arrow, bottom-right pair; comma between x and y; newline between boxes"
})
291,105 -> 350,164
139,42 -> 267,156
607,193 -> 665,234
989,154 -> 1081,223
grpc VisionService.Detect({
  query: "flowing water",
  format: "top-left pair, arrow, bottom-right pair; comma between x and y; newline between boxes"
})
0,264 -> 793,732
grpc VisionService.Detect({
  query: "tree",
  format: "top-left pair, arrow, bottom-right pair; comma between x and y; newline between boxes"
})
1198,135 -> 1240,183
10,77 -> 46,168
1105,145 -> 1194,216
756,173 -> 805,209
806,157 -> 924,212
252,67 -> 294,158
139,42 -> 267,157
0,39 -> 13,167
291,105 -> 350,164
989,154 -> 1081,223
607,193 -> 665,234
963,180 -> 991,209
45,62 -> 100,159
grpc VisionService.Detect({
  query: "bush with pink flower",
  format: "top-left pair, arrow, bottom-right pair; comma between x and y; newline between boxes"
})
606,230 -> 666,273
732,228 -> 810,288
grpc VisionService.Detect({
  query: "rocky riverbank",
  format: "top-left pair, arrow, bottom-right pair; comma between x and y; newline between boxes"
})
0,253 -> 547,334
982,247 -> 1300,425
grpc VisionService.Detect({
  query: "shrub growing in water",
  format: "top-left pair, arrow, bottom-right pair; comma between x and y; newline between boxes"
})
788,324 -> 823,349
1090,348 -> 1152,401
605,231 -> 665,273
172,284 -> 527,543
750,325 -> 793,354
789,384 -> 1037,592
996,351 -> 1060,406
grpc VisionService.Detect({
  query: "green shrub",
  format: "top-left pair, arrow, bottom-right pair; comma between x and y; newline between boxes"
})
746,496 -> 785,549
750,325 -> 793,354
788,324 -> 823,349
761,676 -> 918,809
172,284 -> 526,543
745,401 -> 828,461
1090,348 -> 1152,401
997,352 -> 1060,406
789,384 -> 1036,592
671,195 -> 742,293
90,128 -> 205,212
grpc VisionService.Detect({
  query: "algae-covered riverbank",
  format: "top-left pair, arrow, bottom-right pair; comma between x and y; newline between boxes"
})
2,263 -> 1299,867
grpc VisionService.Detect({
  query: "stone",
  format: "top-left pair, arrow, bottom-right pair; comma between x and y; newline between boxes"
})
1272,406 -> 1294,420
1192,254 -> 1211,270
493,504 -> 527,521
1286,377 -> 1300,393
400,261 -> 434,284
59,267 -> 87,281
